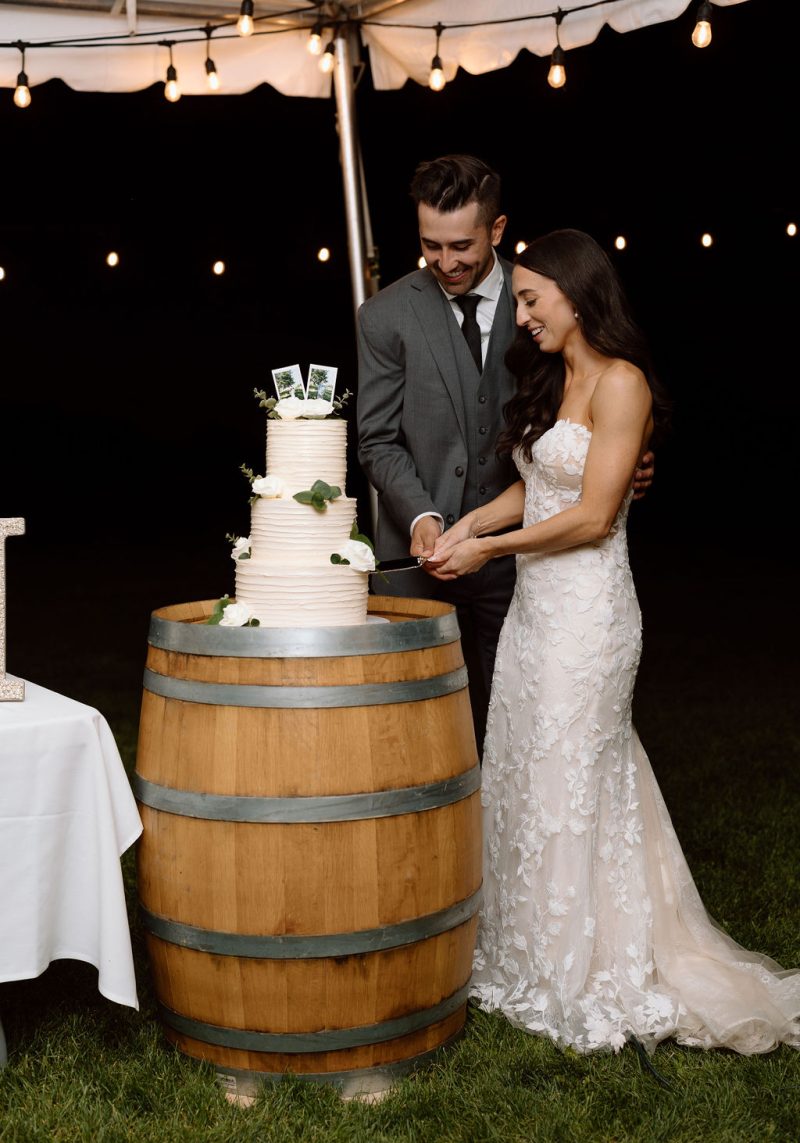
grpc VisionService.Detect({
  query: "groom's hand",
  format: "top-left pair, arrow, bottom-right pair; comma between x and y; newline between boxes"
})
411,517 -> 442,573
633,450 -> 655,500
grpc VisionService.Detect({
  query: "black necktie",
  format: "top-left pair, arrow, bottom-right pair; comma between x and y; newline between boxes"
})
455,294 -> 483,373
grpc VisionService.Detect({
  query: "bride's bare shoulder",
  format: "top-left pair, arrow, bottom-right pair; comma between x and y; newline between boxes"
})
594,360 -> 650,403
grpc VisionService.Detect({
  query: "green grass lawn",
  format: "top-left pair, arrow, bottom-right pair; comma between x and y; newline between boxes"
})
1,541 -> 798,1141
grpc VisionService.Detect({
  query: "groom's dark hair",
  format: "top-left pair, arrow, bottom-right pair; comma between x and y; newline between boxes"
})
410,154 -> 502,229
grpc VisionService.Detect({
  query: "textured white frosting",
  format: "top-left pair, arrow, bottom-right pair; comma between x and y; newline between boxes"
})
235,562 -> 368,627
265,417 -> 347,495
234,417 -> 369,627
248,496 -> 356,564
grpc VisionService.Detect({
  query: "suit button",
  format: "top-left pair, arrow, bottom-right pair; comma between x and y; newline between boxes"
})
478,395 -> 487,404
479,426 -> 488,435
479,485 -> 487,495
478,456 -> 487,465
455,466 -> 464,477
446,514 -> 455,525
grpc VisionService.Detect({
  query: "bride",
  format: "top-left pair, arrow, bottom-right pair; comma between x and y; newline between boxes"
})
427,229 -> 800,1055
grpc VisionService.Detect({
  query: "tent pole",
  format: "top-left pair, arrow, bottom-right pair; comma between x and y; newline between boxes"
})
332,26 -> 380,536
332,27 -> 369,317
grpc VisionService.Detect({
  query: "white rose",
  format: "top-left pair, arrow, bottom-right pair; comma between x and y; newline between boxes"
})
338,539 -> 376,572
252,475 -> 283,498
230,535 -> 251,560
219,601 -> 256,627
273,396 -> 307,420
302,398 -> 335,417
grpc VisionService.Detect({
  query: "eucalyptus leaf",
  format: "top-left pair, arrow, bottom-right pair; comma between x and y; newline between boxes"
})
206,595 -> 232,625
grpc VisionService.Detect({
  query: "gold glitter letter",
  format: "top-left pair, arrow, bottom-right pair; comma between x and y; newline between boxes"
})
0,517 -> 25,701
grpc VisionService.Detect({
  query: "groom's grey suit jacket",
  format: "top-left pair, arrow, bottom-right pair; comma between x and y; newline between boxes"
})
357,257 -> 519,564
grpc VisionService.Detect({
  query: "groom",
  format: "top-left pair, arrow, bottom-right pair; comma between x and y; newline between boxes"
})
356,155 -> 518,752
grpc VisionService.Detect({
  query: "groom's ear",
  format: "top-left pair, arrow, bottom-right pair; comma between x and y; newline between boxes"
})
490,214 -> 508,246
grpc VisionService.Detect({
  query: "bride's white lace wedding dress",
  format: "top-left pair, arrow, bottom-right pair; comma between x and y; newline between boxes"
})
470,418 -> 800,1054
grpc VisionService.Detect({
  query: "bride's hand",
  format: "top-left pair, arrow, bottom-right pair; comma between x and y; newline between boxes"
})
426,537 -> 491,579
431,516 -> 476,560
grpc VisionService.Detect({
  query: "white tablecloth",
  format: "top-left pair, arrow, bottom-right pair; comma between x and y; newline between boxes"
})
0,680 -> 142,1009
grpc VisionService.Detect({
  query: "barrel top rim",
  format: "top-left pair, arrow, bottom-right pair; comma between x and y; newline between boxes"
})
146,597 -> 461,657
151,596 -> 455,624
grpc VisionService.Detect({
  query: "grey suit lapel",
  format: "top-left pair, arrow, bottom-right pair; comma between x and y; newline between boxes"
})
409,272 -> 468,443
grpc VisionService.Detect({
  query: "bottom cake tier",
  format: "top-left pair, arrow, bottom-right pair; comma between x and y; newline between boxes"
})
234,561 -> 369,627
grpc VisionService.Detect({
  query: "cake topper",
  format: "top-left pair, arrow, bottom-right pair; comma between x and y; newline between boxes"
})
271,364 -> 306,402
307,364 -> 338,404
0,517 -> 25,701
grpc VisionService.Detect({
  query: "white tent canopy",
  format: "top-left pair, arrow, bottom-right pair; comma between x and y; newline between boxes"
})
0,0 -> 749,97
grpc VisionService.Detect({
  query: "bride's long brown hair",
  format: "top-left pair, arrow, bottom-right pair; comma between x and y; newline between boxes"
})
497,229 -> 671,462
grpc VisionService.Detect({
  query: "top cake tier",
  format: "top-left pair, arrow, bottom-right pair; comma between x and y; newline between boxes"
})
265,418 -> 348,495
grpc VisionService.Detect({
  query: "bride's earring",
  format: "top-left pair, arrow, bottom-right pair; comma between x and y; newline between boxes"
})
573,310 -> 579,320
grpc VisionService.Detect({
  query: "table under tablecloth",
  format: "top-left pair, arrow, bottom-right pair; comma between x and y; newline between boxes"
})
0,680 -> 142,1009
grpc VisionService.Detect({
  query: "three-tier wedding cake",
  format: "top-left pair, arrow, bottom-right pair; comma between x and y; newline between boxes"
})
229,405 -> 372,628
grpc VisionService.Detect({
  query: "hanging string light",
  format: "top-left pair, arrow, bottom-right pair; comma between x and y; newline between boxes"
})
307,23 -> 324,56
237,0 -> 255,38
548,10 -> 567,89
163,42 -> 181,103
13,43 -> 31,109
319,39 -> 336,74
205,25 -> 221,91
692,2 -> 713,49
428,23 -> 446,92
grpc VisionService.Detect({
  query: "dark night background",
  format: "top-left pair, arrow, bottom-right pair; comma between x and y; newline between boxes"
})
0,0 -> 797,698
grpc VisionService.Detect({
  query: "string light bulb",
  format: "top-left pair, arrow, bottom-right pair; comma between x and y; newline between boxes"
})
13,44 -> 31,109
308,23 -> 323,56
163,44 -> 181,103
515,241 -> 527,254
319,40 -> 335,74
429,24 -> 446,92
106,251 -> 119,267
614,235 -> 627,251
237,0 -> 255,38
205,26 -> 220,91
692,2 -> 713,49
787,223 -> 797,237
548,10 -> 567,89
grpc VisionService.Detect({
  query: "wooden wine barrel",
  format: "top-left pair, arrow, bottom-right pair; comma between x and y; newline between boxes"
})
134,596 -> 481,1100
